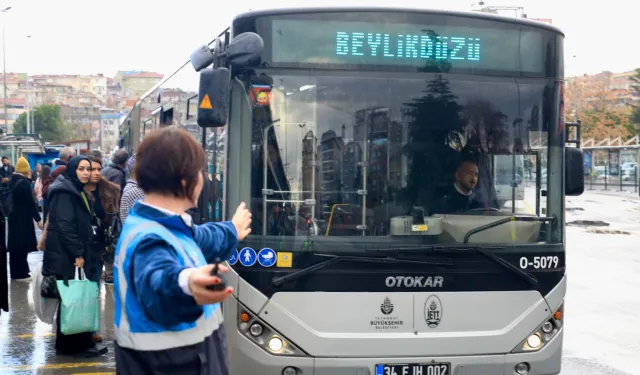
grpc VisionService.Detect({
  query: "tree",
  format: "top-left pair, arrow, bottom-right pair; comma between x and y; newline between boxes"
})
565,71 -> 638,139
13,104 -> 69,142
628,68 -> 640,134
401,74 -> 465,211
565,74 -> 616,118
581,107 -> 634,139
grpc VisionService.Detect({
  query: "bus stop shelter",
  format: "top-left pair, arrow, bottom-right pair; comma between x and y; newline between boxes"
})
582,136 -> 640,193
0,134 -> 46,165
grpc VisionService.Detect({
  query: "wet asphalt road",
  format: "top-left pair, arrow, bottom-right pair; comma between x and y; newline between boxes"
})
1,191 -> 639,374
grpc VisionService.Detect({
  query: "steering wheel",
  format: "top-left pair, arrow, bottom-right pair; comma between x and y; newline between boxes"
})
468,207 -> 502,213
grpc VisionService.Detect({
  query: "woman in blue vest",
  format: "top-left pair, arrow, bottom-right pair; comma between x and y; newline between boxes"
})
114,127 -> 251,375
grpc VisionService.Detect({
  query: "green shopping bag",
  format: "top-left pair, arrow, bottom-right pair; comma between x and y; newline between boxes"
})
56,267 -> 100,335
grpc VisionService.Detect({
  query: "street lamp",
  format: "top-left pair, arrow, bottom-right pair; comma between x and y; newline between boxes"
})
25,34 -> 32,134
2,6 -> 11,132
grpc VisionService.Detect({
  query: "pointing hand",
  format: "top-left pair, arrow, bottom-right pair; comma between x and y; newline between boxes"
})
232,202 -> 252,241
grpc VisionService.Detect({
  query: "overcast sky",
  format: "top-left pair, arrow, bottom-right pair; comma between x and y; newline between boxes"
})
2,0 -> 635,79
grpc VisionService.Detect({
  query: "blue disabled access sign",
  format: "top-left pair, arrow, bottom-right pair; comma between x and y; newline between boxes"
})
228,249 -> 238,265
239,247 -> 257,267
257,248 -> 276,267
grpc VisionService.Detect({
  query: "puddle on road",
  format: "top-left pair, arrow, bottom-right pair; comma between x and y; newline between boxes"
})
567,220 -> 610,227
567,220 -> 633,235
620,199 -> 640,203
566,207 -> 585,212
585,228 -> 632,235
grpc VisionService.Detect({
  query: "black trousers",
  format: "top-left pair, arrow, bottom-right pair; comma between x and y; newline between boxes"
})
9,252 -> 30,279
55,297 -> 95,355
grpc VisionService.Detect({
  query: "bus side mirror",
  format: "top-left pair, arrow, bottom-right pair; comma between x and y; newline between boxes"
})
225,32 -> 264,68
565,147 -> 584,196
190,32 -> 263,71
197,67 -> 231,128
190,45 -> 214,72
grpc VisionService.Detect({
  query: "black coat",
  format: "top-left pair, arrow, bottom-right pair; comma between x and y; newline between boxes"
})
8,174 -> 41,254
0,165 -> 14,187
102,164 -> 127,192
42,176 -> 96,281
0,204 -> 7,314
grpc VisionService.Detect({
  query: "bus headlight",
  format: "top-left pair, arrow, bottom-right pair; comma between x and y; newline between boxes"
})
268,336 -> 284,351
237,304 -> 306,357
512,303 -> 563,353
525,334 -> 542,349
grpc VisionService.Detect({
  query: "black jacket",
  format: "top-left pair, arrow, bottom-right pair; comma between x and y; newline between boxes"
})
0,165 -> 14,187
102,164 -> 127,192
42,176 -> 95,281
8,174 -> 41,254
432,184 -> 482,214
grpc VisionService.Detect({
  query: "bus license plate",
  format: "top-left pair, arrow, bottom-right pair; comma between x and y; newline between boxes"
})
376,363 -> 451,375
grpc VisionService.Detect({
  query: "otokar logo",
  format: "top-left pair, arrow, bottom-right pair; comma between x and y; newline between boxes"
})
385,276 -> 444,288
380,297 -> 394,315
424,295 -> 443,328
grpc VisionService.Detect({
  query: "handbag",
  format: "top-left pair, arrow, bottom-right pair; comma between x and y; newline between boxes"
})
31,264 -> 59,324
101,213 -> 121,264
56,267 -> 100,335
40,274 -> 60,299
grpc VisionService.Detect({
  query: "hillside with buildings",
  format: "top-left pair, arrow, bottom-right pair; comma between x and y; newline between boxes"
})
0,71 -> 165,151
2,68 -> 638,153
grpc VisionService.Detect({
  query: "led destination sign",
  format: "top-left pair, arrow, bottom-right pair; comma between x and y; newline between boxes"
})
269,18 -> 550,74
336,32 -> 481,63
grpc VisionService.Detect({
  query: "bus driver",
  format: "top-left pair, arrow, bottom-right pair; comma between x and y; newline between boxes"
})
433,159 -> 483,214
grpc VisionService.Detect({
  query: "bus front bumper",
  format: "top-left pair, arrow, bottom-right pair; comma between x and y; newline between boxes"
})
230,329 -> 563,375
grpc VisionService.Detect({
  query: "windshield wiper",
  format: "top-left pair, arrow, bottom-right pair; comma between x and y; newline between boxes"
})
369,245 -> 537,287
271,254 -> 455,287
437,246 -> 538,287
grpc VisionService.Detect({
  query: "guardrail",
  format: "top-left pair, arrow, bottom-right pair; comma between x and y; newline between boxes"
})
585,166 -> 639,194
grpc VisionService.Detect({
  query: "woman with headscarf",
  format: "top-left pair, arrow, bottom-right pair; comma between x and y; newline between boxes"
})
7,157 -> 43,281
41,155 -> 108,357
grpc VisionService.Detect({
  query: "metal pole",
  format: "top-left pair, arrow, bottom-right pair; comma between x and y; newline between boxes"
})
535,151 -> 541,216
3,24 -> 7,132
262,123 -> 274,236
310,130 -> 315,223
26,74 -> 30,133
511,153 -> 516,214
361,113 -> 368,236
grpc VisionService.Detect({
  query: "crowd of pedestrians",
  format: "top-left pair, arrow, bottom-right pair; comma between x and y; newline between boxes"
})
1,127 -> 245,374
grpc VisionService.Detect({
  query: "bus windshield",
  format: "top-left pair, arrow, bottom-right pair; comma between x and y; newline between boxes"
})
243,70 -> 558,247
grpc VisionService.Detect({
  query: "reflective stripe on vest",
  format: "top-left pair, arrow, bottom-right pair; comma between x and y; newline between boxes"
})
115,221 -> 222,351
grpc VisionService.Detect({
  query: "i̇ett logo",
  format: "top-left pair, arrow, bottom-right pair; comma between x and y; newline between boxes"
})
424,295 -> 442,328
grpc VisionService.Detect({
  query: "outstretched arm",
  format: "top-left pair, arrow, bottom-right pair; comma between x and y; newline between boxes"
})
195,202 -> 252,263
194,221 -> 238,262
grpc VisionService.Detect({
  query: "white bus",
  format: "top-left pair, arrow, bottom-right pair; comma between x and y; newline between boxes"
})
121,7 -> 585,375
